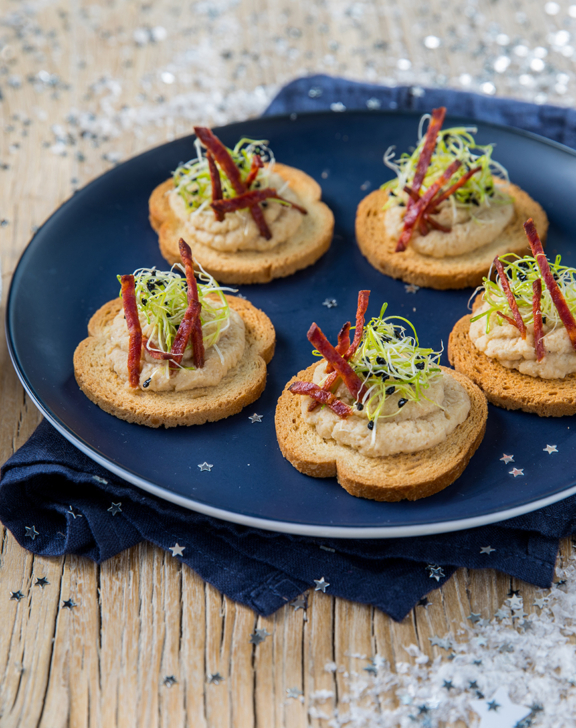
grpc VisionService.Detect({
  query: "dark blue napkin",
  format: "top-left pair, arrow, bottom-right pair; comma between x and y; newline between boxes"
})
3,76 -> 576,622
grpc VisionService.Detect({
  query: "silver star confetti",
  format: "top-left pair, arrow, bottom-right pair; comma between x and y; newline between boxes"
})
286,687 -> 303,698
10,590 -> 25,601
468,612 -> 482,623
543,444 -> 558,454
92,475 -> 108,485
62,599 -> 77,609
495,608 -> 508,620
322,298 -> 337,308
169,543 -> 185,557
208,673 -> 223,684
198,462 -> 213,472
533,597 -> 548,608
480,546 -> 496,554
508,595 -> 523,610
429,636 -> 451,650
509,468 -> 524,477
314,577 -> 330,592
248,413 -> 263,423
500,454 -> 514,464
25,525 -> 39,540
404,283 -> 420,293
67,506 -> 82,518
35,577 -> 49,588
107,502 -> 122,516
291,595 -> 307,611
426,564 -> 445,581
249,628 -> 271,645
163,676 -> 177,687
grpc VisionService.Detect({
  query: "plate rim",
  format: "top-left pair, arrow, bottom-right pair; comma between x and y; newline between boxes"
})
7,108 -> 576,539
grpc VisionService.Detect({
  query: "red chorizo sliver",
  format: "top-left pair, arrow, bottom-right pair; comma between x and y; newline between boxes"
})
493,257 -> 527,339
207,152 -> 224,222
120,274 -> 142,389
289,381 -> 352,418
178,238 -> 205,369
407,107 -> 446,211
211,188 -> 307,216
524,218 -> 576,352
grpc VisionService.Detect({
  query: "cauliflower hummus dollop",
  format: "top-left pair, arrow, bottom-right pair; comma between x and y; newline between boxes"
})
385,190 -> 514,259
303,362 -> 470,457
470,301 -> 576,379
170,170 -> 304,254
106,305 -> 245,392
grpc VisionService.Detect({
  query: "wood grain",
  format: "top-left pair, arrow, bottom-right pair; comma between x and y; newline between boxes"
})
0,1 -> 571,725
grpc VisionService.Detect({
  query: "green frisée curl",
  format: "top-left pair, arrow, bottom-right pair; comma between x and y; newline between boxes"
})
173,137 -> 277,212
471,253 -> 576,334
312,303 -> 443,424
381,119 -> 512,211
117,262 -> 236,366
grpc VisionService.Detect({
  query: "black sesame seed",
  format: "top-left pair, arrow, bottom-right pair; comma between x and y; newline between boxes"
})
471,197 -> 479,206
379,372 -> 389,380
147,280 -> 156,292
141,298 -> 147,305
518,261 -> 530,270
143,378 -> 152,388
356,402 -> 364,411
381,335 -> 392,343
416,361 -> 425,370
367,421 -> 374,430
553,273 -> 559,281
389,189 -> 397,197
262,201 -> 268,208
542,315 -> 547,324
386,386 -> 395,395
151,270 -> 156,276
398,398 -> 408,408
398,201 -> 406,207
518,272 -> 527,282
376,356 -> 385,365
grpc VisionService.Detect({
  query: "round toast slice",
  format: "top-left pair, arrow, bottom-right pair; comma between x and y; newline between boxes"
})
275,364 -> 487,502
355,182 -> 548,290
74,295 -> 275,428
149,163 -> 334,285
448,312 -> 576,417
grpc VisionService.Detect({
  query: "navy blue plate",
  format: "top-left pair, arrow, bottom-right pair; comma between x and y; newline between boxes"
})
7,111 -> 576,537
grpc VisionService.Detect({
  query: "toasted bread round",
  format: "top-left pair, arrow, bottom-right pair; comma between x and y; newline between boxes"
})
275,364 -> 487,501
355,182 -> 548,290
74,295 -> 275,428
149,163 -> 334,284
448,312 -> 576,417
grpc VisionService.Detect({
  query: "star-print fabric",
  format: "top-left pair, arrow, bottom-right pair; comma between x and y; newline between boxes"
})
2,419 -> 576,622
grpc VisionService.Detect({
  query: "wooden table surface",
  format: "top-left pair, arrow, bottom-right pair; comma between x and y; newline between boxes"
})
1,1 -> 573,725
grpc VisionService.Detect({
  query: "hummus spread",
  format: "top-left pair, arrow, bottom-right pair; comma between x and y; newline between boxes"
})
302,362 -> 470,457
470,302 -> 576,378
170,171 -> 304,253
385,193 -> 514,258
106,307 -> 246,392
